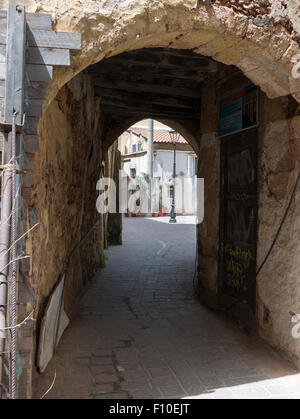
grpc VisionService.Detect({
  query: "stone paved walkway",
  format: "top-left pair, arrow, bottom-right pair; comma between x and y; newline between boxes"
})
33,216 -> 300,399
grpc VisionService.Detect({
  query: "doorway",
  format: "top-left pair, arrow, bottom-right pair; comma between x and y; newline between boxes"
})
219,126 -> 258,316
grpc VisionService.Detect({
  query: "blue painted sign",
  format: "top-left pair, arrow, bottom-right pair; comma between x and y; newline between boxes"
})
219,85 -> 258,136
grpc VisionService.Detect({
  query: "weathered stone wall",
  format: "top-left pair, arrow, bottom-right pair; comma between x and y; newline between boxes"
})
257,96 -> 300,367
29,73 -> 104,331
197,72 -> 220,308
1,0 -> 299,103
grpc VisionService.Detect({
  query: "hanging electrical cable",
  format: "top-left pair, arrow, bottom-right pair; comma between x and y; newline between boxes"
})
256,171 -> 300,277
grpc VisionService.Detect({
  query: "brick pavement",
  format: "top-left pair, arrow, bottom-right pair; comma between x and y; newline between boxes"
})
33,216 -> 300,399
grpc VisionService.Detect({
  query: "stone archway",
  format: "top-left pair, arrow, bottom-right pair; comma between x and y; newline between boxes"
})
21,0 -> 300,108
101,116 -> 200,157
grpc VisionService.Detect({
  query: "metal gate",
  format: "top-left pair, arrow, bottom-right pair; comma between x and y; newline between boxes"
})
220,127 -> 258,310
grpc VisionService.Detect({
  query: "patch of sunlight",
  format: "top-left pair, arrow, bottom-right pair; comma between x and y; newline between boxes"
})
180,373 -> 300,399
145,215 -> 197,225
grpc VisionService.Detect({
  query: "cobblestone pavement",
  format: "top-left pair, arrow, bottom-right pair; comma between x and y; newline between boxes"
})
33,217 -> 300,399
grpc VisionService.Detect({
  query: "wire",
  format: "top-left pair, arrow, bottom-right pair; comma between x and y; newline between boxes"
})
256,171 -> 300,277
0,223 -> 39,260
0,311 -> 35,331
40,371 -> 56,399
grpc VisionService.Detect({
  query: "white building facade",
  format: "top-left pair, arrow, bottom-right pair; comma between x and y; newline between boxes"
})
118,120 -> 198,215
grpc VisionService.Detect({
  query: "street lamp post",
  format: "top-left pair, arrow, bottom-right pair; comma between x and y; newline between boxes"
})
169,129 -> 179,223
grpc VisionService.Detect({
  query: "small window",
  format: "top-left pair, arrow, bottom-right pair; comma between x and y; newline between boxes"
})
132,143 -> 141,153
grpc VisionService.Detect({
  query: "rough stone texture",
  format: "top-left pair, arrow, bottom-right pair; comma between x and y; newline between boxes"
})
0,0 -> 299,101
197,73 -> 219,308
257,104 -> 300,368
28,72 -> 105,328
210,0 -> 271,17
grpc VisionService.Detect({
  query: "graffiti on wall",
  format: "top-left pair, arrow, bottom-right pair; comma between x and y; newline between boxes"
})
225,243 -> 254,290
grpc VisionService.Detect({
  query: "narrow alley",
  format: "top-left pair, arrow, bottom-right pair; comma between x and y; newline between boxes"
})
33,217 -> 300,400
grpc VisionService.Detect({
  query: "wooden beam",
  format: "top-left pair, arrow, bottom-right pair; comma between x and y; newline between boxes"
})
1,11 -> 52,30
26,82 -> 46,100
4,4 -> 26,125
106,51 -> 217,71
23,134 -> 39,153
94,86 -> 198,109
24,116 -> 38,134
26,64 -> 53,82
103,105 -> 199,120
24,99 -> 43,117
154,48 -> 216,63
100,98 -> 197,116
27,28 -> 81,50
26,47 -> 70,66
88,62 -> 205,81
93,78 -> 201,99
101,98 -> 198,117
26,13 -> 52,30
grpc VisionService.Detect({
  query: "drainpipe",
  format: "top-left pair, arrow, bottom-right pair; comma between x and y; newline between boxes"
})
147,119 -> 153,213
0,133 -> 12,398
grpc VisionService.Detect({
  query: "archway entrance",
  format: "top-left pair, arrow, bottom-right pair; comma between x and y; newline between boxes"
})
29,42 -> 300,397
1,0 -> 300,398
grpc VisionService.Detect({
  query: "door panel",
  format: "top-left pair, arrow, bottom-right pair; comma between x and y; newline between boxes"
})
220,128 -> 258,308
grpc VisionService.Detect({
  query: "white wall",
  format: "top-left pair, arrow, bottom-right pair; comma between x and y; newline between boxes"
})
119,120 -> 198,215
153,149 -> 196,179
122,150 -> 197,215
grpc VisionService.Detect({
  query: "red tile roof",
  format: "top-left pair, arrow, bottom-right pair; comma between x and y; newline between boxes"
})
128,127 -> 187,144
